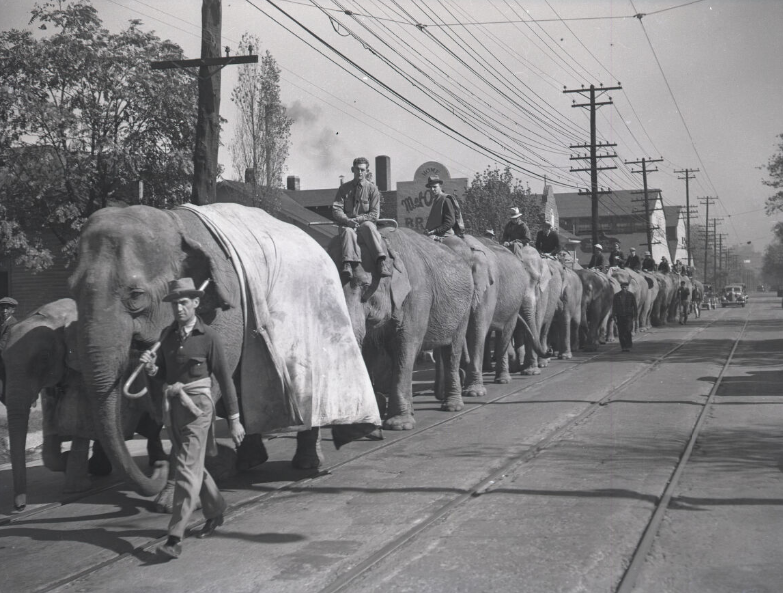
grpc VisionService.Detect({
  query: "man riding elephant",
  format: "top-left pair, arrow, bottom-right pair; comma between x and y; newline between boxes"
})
424,175 -> 463,239
333,156 -> 393,281
502,207 -> 532,246
534,221 -> 561,256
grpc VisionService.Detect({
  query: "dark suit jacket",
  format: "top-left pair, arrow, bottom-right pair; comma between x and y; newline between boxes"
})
535,230 -> 561,254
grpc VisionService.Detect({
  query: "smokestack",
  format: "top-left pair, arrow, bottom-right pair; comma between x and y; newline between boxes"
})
245,168 -> 256,185
375,155 -> 391,192
286,175 -> 300,191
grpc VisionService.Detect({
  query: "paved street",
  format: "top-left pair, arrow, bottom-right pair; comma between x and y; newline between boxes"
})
1,294 -> 781,593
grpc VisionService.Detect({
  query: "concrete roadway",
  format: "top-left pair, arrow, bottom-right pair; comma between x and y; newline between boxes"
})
0,294 -> 781,593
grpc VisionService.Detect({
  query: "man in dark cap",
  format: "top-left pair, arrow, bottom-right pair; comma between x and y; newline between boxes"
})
625,247 -> 641,271
612,281 -> 637,352
608,241 -> 625,268
502,207 -> 532,246
534,221 -> 561,256
642,251 -> 657,272
0,297 -> 19,348
140,278 -> 245,560
658,256 -> 671,274
425,175 -> 463,238
333,156 -> 393,280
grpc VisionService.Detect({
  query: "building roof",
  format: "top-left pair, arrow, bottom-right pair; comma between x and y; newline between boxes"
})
283,188 -> 337,208
555,189 -> 662,219
216,180 -> 337,247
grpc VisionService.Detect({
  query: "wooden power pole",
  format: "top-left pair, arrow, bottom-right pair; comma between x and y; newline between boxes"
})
700,197 -> 716,283
151,0 -> 257,205
674,168 -> 699,266
627,157 -> 664,254
564,83 -> 622,248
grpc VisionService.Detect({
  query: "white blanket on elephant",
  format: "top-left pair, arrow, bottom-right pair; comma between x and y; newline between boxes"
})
178,203 -> 380,434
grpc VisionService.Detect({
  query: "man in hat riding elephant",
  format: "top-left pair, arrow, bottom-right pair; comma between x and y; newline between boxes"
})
501,206 -> 532,246
140,278 -> 246,560
534,221 -> 560,256
333,157 -> 394,281
424,175 -> 463,239
0,296 -> 19,349
587,244 -> 605,270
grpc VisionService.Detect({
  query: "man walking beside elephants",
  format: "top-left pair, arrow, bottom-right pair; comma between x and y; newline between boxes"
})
141,278 -> 246,560
333,157 -> 393,280
613,281 -> 637,352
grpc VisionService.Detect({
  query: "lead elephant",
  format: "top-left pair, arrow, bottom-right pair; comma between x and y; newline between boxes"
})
69,203 -> 380,500
329,227 -> 474,427
576,269 -> 614,351
1,299 -> 163,510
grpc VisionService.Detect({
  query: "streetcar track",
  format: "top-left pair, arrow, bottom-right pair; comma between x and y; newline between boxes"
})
9,311 -> 728,593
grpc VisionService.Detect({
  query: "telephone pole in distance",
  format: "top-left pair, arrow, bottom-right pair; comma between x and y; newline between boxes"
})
699,196 -> 716,283
627,157 -> 664,255
674,168 -> 699,266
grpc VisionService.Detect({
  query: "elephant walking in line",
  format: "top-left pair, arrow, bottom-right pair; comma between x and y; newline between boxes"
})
576,269 -> 614,351
650,272 -> 676,326
549,264 -> 583,360
1,299 -> 164,511
329,227 -> 475,428
69,203 -> 379,501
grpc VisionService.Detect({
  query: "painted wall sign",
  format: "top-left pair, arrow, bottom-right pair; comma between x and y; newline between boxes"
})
396,161 -> 468,232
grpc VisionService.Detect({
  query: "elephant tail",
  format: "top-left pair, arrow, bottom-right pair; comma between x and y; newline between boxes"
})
516,314 -> 550,358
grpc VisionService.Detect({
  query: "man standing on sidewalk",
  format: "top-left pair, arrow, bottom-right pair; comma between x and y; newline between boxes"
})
677,280 -> 691,325
613,281 -> 637,352
333,157 -> 393,281
141,278 -> 246,560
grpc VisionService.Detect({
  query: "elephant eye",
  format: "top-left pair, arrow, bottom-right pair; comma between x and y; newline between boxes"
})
125,289 -> 149,314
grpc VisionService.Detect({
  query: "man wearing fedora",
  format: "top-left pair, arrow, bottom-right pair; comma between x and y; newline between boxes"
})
424,175 -> 462,238
534,221 -> 560,256
140,278 -> 246,560
333,157 -> 393,281
587,244 -> 605,270
624,247 -> 641,271
613,281 -> 637,352
0,296 -> 18,349
642,251 -> 657,272
501,206 -> 532,246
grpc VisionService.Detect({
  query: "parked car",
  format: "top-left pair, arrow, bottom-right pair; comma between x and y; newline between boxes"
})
721,284 -> 746,307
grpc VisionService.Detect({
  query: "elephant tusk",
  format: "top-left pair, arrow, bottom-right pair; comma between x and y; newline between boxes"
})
122,279 -> 211,400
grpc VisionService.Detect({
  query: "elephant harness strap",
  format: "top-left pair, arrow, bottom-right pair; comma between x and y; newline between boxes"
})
164,377 -> 218,457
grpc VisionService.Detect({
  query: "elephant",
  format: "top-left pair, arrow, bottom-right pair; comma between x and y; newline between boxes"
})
508,245 -> 563,375
650,272 -> 677,326
328,227 -> 476,427
0,299 -> 164,511
575,269 -> 614,351
549,264 -> 583,360
68,203 -> 379,501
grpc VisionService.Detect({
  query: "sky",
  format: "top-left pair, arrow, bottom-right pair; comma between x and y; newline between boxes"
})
3,0 -> 782,252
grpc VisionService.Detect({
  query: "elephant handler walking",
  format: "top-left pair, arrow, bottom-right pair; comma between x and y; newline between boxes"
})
612,281 -> 637,352
333,157 -> 393,281
140,278 -> 245,560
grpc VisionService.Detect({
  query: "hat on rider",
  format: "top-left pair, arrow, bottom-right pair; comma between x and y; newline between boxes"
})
629,247 -> 636,252
620,281 -> 630,287
0,296 -> 17,308
425,175 -> 444,188
163,278 -> 204,302
594,244 -> 603,250
485,229 -> 495,237
645,251 -> 651,256
509,207 -> 523,219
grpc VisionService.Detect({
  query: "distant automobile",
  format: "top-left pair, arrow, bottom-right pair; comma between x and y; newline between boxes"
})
721,284 -> 746,307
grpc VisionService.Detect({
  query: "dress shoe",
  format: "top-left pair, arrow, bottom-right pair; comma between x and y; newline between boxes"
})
377,257 -> 393,278
157,537 -> 182,559
197,514 -> 224,539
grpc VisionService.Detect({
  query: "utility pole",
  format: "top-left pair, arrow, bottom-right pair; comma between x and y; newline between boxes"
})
151,0 -> 257,205
674,168 -> 699,266
564,83 -> 622,248
712,218 -> 724,287
700,197 -> 716,283
627,157 -> 664,254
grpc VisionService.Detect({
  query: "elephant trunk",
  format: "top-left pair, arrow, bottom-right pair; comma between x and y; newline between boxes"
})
78,314 -> 166,498
6,394 -> 32,510
518,296 -> 549,358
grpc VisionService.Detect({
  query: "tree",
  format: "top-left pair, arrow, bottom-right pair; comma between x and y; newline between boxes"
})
763,134 -> 783,214
0,0 -> 197,269
229,36 -> 292,216
761,221 -> 783,287
460,166 -> 543,237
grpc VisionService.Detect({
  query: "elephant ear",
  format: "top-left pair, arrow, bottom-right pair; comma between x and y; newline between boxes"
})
181,235 -> 235,311
388,247 -> 411,322
470,246 -> 494,307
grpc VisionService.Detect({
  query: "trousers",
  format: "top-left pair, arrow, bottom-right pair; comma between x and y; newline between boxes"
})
616,315 -> 633,350
167,393 -> 226,539
339,221 -> 387,264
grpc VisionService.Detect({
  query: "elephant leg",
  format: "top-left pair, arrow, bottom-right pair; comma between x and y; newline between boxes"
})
292,427 -> 323,470
494,321 -> 515,384
237,432 -> 269,471
433,348 -> 445,402
559,314 -> 573,360
463,313 -> 489,398
441,340 -> 466,412
88,440 -> 113,476
42,435 -> 67,473
384,339 -> 417,431
63,437 -> 92,493
483,332 -> 495,372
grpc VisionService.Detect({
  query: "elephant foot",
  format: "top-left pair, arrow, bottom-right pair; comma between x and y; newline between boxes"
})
154,480 -> 176,514
558,352 -> 573,360
43,449 -> 68,473
292,428 -> 323,470
462,383 -> 486,398
383,414 -> 416,431
88,448 -> 113,477
538,359 -> 550,368
494,372 -> 511,384
237,433 -> 269,471
63,475 -> 92,494
521,366 -> 541,376
13,493 -> 26,512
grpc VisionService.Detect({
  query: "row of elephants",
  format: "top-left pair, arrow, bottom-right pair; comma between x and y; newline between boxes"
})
0,203 -> 700,512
